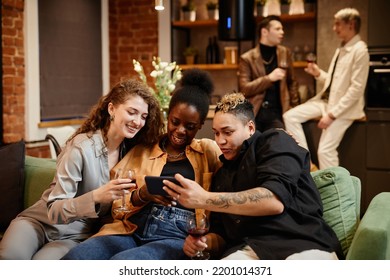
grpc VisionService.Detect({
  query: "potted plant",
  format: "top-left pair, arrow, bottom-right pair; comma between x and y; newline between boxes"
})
181,1 -> 196,22
183,46 -> 198,65
206,1 -> 219,20
255,0 -> 266,17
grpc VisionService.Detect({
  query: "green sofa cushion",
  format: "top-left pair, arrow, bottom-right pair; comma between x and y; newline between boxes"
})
311,166 -> 360,256
24,156 -> 56,208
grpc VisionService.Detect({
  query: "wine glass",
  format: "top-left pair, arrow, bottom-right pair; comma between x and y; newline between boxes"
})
279,52 -> 288,70
306,52 -> 317,63
187,213 -> 210,260
279,59 -> 288,70
112,168 -> 136,214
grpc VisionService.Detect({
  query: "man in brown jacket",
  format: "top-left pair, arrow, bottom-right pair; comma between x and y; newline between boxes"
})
238,15 -> 299,132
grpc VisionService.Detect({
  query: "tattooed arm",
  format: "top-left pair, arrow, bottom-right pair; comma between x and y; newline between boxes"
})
163,174 -> 284,216
204,187 -> 284,216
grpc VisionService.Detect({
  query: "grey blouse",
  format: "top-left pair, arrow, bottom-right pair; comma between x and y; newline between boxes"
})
18,130 -> 111,241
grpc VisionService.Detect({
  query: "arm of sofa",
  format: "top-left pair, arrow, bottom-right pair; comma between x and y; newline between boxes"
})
346,192 -> 390,260
24,156 -> 57,208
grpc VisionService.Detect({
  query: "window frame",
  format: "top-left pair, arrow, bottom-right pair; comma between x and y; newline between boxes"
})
24,0 -> 109,141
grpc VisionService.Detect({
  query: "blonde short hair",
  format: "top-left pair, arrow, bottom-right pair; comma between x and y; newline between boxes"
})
334,8 -> 361,33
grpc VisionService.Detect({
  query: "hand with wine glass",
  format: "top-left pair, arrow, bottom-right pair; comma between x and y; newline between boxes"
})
112,168 -> 137,215
186,213 -> 210,260
304,52 -> 320,77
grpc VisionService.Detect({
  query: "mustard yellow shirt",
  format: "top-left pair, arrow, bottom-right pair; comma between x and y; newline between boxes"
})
95,137 -> 222,236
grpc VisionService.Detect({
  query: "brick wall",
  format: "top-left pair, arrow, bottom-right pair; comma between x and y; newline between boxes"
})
1,0 -> 158,156
1,0 -> 25,143
109,0 -> 158,87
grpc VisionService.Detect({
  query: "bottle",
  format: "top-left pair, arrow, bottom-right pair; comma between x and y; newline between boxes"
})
206,37 -> 213,64
212,36 -> 220,64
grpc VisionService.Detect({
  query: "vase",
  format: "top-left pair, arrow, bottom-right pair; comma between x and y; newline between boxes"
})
183,10 -> 196,22
207,9 -> 219,20
289,0 -> 305,15
185,55 -> 195,65
263,0 -> 281,17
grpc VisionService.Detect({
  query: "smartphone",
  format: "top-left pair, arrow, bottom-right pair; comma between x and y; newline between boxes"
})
145,176 -> 181,196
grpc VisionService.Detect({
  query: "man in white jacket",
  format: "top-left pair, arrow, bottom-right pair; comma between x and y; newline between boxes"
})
283,7 -> 369,169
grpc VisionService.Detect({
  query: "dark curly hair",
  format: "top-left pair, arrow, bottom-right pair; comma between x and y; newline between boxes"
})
168,68 -> 214,124
70,78 -> 164,149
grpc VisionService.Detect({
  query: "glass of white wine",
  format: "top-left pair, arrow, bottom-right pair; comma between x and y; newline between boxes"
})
112,168 -> 136,214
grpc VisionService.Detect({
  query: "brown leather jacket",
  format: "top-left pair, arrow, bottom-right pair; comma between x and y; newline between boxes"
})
238,45 -> 300,116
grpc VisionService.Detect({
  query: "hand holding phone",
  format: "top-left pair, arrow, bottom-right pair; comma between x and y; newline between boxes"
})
145,176 -> 181,196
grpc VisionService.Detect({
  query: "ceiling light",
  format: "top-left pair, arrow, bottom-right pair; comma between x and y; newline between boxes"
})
155,0 -> 164,11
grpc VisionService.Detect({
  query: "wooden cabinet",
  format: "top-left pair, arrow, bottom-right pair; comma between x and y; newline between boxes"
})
171,1 -> 317,101
302,108 -> 390,214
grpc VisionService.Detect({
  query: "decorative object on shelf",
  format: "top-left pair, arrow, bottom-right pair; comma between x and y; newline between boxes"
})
293,45 -> 303,62
224,46 -> 238,64
206,36 -> 220,64
206,1 -> 219,20
183,46 -> 198,65
181,0 -> 196,22
133,57 -> 182,110
289,0 -> 304,15
212,36 -> 220,63
262,0 -> 281,16
154,0 -> 164,11
206,37 -> 213,64
255,0 -> 266,17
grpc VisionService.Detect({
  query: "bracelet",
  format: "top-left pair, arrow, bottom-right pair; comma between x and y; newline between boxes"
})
137,187 -> 148,204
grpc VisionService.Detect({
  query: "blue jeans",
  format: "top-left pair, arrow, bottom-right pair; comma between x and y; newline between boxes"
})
62,205 -> 193,260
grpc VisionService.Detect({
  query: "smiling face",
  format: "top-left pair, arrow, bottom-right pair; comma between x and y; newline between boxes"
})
212,111 -> 255,161
108,94 -> 149,140
166,103 -> 202,152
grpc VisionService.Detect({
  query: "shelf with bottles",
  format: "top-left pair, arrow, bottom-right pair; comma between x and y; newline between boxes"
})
171,12 -> 315,28
180,61 -> 308,70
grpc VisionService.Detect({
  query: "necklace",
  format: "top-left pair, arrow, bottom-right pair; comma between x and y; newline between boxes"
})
262,54 -> 275,65
161,137 -> 186,159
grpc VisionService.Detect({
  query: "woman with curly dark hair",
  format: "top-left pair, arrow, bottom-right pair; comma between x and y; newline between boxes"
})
0,79 -> 164,260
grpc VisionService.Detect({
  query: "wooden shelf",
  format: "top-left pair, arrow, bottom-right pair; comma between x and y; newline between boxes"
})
256,12 -> 316,23
180,61 -> 308,70
180,64 -> 237,70
172,19 -> 218,28
172,12 -> 315,28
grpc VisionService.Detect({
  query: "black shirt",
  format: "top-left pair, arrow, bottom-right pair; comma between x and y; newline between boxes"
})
210,129 -> 344,260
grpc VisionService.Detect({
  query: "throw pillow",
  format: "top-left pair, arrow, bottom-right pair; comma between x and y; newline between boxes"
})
311,166 -> 360,256
0,140 -> 25,231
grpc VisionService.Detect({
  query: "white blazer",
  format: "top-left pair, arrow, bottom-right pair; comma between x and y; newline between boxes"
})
312,35 -> 369,120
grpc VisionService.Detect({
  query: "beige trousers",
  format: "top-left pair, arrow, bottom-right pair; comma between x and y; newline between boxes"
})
283,99 -> 353,169
222,245 -> 338,260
